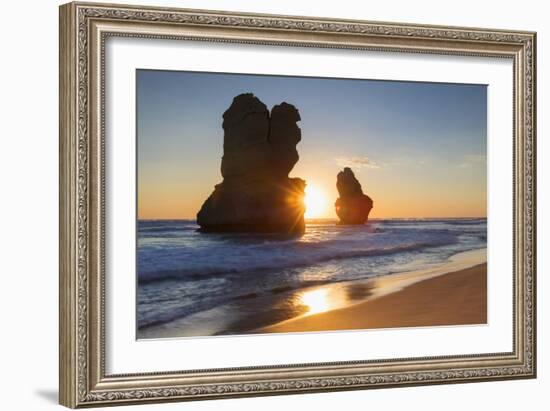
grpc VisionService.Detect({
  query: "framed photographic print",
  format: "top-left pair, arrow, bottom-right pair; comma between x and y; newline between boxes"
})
59,2 -> 537,408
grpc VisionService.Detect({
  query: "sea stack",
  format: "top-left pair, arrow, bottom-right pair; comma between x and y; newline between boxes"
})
197,93 -> 306,234
335,167 -> 373,224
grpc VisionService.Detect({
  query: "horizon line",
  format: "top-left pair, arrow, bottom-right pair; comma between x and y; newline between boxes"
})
137,216 -> 488,221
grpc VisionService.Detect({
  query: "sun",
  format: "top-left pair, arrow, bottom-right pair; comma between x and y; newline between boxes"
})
304,183 -> 329,219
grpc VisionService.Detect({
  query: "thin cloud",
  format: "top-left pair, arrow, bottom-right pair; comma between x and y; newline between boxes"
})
335,156 -> 381,169
459,154 -> 486,168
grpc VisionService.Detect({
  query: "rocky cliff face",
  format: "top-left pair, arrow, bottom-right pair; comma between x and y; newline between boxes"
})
335,167 -> 373,224
197,93 -> 306,234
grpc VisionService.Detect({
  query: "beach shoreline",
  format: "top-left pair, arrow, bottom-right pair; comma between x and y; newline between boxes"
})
138,246 -> 487,339
256,261 -> 487,334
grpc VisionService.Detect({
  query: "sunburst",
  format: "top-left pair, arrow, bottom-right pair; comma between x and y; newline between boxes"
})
304,183 -> 328,219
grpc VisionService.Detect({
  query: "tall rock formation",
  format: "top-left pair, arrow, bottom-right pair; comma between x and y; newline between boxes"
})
197,93 -> 305,234
335,167 -> 373,224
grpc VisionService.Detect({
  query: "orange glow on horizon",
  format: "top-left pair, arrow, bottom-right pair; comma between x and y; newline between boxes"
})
138,168 -> 487,220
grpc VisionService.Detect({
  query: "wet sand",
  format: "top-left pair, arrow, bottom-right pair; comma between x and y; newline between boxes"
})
139,249 -> 487,339
257,263 -> 487,334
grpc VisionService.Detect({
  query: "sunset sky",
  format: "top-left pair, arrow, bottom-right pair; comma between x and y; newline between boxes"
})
137,69 -> 487,220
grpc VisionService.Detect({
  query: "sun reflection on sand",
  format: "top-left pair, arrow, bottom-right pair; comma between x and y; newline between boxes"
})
295,281 -> 377,318
300,288 -> 331,314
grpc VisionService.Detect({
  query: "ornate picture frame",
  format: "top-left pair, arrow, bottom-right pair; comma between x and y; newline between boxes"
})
59,1 -> 536,408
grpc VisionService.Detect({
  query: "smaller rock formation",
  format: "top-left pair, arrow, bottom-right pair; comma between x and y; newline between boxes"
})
335,167 -> 373,224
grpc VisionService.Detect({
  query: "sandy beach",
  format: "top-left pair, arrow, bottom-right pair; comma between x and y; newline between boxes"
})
258,261 -> 487,334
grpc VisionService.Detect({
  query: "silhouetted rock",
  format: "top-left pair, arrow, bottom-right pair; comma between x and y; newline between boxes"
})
197,93 -> 305,234
269,102 -> 301,178
335,167 -> 373,224
220,94 -> 271,179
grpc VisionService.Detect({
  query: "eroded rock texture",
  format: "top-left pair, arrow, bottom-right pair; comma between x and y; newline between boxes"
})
335,167 -> 373,224
197,93 -> 305,234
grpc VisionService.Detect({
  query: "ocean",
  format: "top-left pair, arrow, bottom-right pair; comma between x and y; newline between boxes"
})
137,218 -> 487,338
